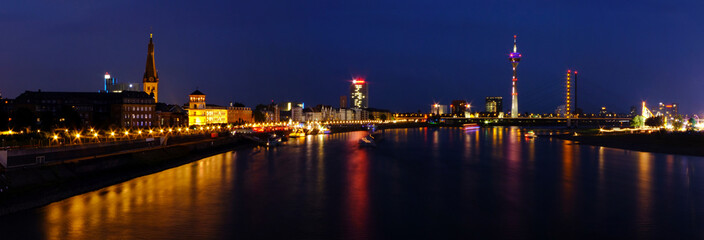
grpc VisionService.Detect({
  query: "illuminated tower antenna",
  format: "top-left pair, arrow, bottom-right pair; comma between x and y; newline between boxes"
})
509,35 -> 522,118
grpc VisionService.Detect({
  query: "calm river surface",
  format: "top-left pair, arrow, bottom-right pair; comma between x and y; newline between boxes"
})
2,127 -> 704,239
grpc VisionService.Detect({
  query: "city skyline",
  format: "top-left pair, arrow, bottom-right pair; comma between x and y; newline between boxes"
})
1,1 -> 703,114
4,3 -> 704,239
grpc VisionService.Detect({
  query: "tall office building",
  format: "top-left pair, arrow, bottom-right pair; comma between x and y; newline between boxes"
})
105,72 -> 116,91
350,78 -> 368,108
431,104 -> 448,115
451,100 -> 468,115
104,72 -> 142,93
143,33 -> 159,102
485,97 -> 503,113
657,102 -> 679,119
508,35 -> 521,118
340,95 -> 348,109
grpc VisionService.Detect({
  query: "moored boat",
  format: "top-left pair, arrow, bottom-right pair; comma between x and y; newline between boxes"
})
524,130 -> 537,138
359,135 -> 377,147
289,129 -> 306,138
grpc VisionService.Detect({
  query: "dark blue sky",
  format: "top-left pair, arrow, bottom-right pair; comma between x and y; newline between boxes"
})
2,1 -> 704,114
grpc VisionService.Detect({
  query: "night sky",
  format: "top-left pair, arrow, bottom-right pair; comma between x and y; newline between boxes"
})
2,1 -> 704,114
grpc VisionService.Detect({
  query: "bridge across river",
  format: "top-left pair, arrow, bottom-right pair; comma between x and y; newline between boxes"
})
437,116 -> 630,127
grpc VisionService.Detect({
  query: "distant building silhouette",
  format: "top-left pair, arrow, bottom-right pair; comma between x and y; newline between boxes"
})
104,72 -> 142,93
340,95 -> 348,109
451,100 -> 468,116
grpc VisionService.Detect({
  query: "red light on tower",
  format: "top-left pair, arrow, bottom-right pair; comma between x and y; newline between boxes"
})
352,78 -> 365,85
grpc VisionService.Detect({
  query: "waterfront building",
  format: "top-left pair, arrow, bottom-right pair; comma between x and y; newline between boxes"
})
262,111 -> 277,122
303,106 -> 335,122
303,108 -> 321,122
431,104 -> 448,115
450,100 -> 469,117
333,108 -> 367,121
186,90 -> 227,126
598,107 -> 616,117
308,105 -> 335,122
336,108 -> 354,121
599,107 -> 608,116
13,90 -> 155,129
485,97 -> 503,114
350,78 -> 368,108
226,106 -> 253,124
394,113 -> 427,122
278,102 -> 304,122
291,106 -> 303,122
367,108 -> 393,121
0,98 -> 12,130
657,102 -> 678,119
259,102 -> 280,122
156,103 -> 187,128
279,102 -> 304,112
340,95 -> 348,109
509,35 -> 521,118
143,33 -> 159,102
104,72 -> 142,93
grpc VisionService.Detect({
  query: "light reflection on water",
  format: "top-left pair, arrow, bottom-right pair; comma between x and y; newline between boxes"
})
0,127 -> 703,239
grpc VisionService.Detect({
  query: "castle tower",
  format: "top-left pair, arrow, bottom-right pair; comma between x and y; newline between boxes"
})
509,35 -> 521,118
143,33 -> 159,102
188,90 -> 206,109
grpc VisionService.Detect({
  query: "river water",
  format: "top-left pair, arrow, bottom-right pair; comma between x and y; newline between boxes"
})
1,127 -> 704,239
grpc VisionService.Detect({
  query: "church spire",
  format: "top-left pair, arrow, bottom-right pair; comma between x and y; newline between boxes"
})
143,32 -> 159,102
143,33 -> 157,82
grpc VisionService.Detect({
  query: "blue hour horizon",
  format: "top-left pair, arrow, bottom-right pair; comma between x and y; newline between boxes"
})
1,1 -> 703,114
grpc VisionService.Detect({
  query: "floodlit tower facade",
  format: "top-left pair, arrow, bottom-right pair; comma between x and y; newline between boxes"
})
350,78 -> 368,108
509,35 -> 521,118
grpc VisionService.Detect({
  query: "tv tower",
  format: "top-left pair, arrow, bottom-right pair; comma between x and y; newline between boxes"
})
509,35 -> 522,118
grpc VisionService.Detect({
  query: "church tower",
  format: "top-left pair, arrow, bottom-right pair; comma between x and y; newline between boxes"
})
143,33 -> 159,102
